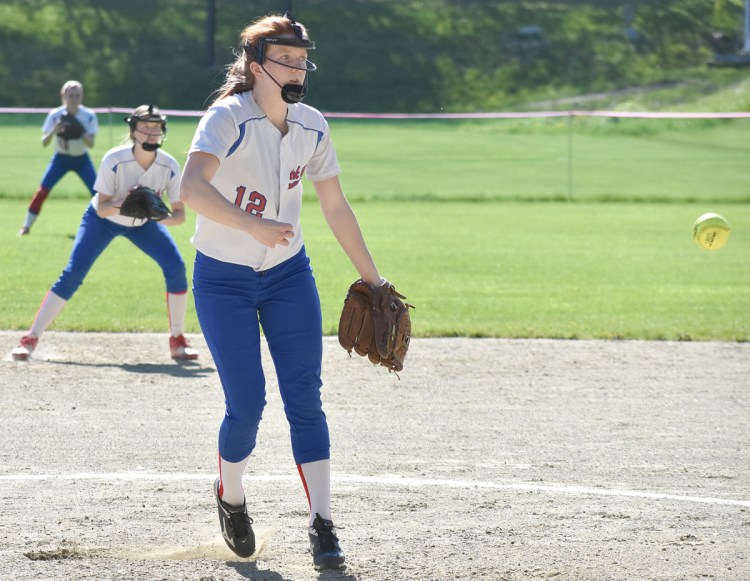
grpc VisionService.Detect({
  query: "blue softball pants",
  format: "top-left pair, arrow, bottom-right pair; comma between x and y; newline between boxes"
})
51,205 -> 188,300
41,152 -> 97,196
192,247 -> 329,465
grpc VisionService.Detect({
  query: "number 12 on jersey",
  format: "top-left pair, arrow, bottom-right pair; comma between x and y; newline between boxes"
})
234,186 -> 267,217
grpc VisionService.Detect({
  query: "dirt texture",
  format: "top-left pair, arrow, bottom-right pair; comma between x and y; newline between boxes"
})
1,331 -> 748,581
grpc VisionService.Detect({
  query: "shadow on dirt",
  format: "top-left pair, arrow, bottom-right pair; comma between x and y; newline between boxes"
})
227,560 -> 358,580
43,359 -> 215,378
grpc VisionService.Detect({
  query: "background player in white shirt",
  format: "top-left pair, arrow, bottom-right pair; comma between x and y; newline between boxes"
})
180,12 -> 384,571
18,80 -> 99,236
11,105 -> 198,362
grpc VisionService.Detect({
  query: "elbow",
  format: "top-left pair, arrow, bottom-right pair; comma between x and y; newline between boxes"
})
170,210 -> 186,226
179,179 -> 200,208
179,182 -> 192,206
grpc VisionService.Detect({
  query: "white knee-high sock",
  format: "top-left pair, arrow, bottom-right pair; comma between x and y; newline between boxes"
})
29,291 -> 67,337
23,211 -> 39,230
166,291 -> 188,337
298,459 -> 332,525
219,453 -> 250,508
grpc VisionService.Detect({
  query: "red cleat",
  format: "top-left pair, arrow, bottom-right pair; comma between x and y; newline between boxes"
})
169,334 -> 198,360
12,334 -> 38,361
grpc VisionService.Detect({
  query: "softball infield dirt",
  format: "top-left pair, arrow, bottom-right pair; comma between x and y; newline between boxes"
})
1,331 -> 748,580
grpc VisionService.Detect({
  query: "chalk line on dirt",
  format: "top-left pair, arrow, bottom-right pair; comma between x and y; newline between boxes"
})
1,471 -> 747,508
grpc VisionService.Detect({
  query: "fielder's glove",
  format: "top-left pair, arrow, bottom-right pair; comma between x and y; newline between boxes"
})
338,279 -> 414,374
118,185 -> 171,221
58,113 -> 86,140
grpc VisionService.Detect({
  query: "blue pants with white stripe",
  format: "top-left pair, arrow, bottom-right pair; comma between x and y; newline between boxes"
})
192,248 -> 329,465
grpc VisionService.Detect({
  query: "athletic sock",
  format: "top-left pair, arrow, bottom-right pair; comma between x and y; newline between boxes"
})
29,291 -> 68,337
23,211 -> 39,230
218,454 -> 250,507
28,187 -> 50,215
166,291 -> 188,337
298,459 -> 332,526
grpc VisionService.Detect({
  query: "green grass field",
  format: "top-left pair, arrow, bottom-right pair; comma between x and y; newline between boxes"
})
2,198 -> 748,341
1,115 -> 748,340
3,114 -> 750,203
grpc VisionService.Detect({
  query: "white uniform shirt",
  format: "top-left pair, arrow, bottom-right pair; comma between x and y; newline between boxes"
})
188,91 -> 341,271
42,105 -> 98,157
92,144 -> 182,227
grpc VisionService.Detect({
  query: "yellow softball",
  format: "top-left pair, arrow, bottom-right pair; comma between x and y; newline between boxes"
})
692,213 -> 730,250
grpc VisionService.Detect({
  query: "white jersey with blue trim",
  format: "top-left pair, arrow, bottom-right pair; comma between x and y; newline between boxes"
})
91,144 -> 182,227
42,105 -> 98,157
187,90 -> 341,271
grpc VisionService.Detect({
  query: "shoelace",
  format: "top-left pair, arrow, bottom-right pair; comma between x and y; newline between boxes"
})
228,509 -> 253,537
313,514 -> 339,552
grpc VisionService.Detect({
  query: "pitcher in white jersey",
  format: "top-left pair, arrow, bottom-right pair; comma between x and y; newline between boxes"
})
11,105 -> 199,363
180,12 -> 384,571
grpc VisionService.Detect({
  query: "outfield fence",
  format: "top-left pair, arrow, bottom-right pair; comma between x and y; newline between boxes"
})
2,108 -> 749,203
4,107 -> 750,119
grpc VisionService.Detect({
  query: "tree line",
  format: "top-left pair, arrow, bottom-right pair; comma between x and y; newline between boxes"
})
0,0 -> 744,112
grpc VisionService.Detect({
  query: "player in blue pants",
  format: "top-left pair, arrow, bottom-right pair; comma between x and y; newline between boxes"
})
11,105 -> 198,362
180,12 -> 386,570
18,80 -> 98,236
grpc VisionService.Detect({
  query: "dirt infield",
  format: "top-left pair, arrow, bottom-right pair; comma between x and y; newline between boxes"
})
1,331 -> 748,580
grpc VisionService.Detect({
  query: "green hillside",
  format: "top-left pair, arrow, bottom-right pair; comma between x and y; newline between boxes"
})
0,0 -> 748,113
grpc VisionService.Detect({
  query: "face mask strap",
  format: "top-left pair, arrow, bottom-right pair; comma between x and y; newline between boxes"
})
259,63 -> 310,104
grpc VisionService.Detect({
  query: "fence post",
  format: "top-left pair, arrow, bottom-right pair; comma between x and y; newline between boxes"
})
108,108 -> 115,149
567,112 -> 574,200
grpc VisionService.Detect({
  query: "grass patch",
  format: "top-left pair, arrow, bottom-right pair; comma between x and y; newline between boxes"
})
2,198 -> 748,341
2,116 -> 749,203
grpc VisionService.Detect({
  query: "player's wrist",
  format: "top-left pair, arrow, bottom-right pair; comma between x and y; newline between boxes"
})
243,212 -> 265,239
361,275 -> 384,288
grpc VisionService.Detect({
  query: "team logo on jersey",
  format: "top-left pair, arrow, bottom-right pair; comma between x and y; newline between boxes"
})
288,165 -> 306,189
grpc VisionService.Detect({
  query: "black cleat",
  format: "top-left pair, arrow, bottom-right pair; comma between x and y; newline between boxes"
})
308,512 -> 346,570
213,477 -> 255,558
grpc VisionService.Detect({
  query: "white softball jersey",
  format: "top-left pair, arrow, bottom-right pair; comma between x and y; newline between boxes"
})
91,145 -> 182,227
187,90 -> 341,271
42,105 -> 98,157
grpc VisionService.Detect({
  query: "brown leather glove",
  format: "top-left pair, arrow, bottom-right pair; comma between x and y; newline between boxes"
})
338,279 -> 414,373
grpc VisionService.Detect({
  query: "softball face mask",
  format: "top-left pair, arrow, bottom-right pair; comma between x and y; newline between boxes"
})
125,105 -> 168,151
244,13 -> 317,104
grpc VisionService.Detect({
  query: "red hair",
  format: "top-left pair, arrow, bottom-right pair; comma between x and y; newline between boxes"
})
212,15 -> 309,103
